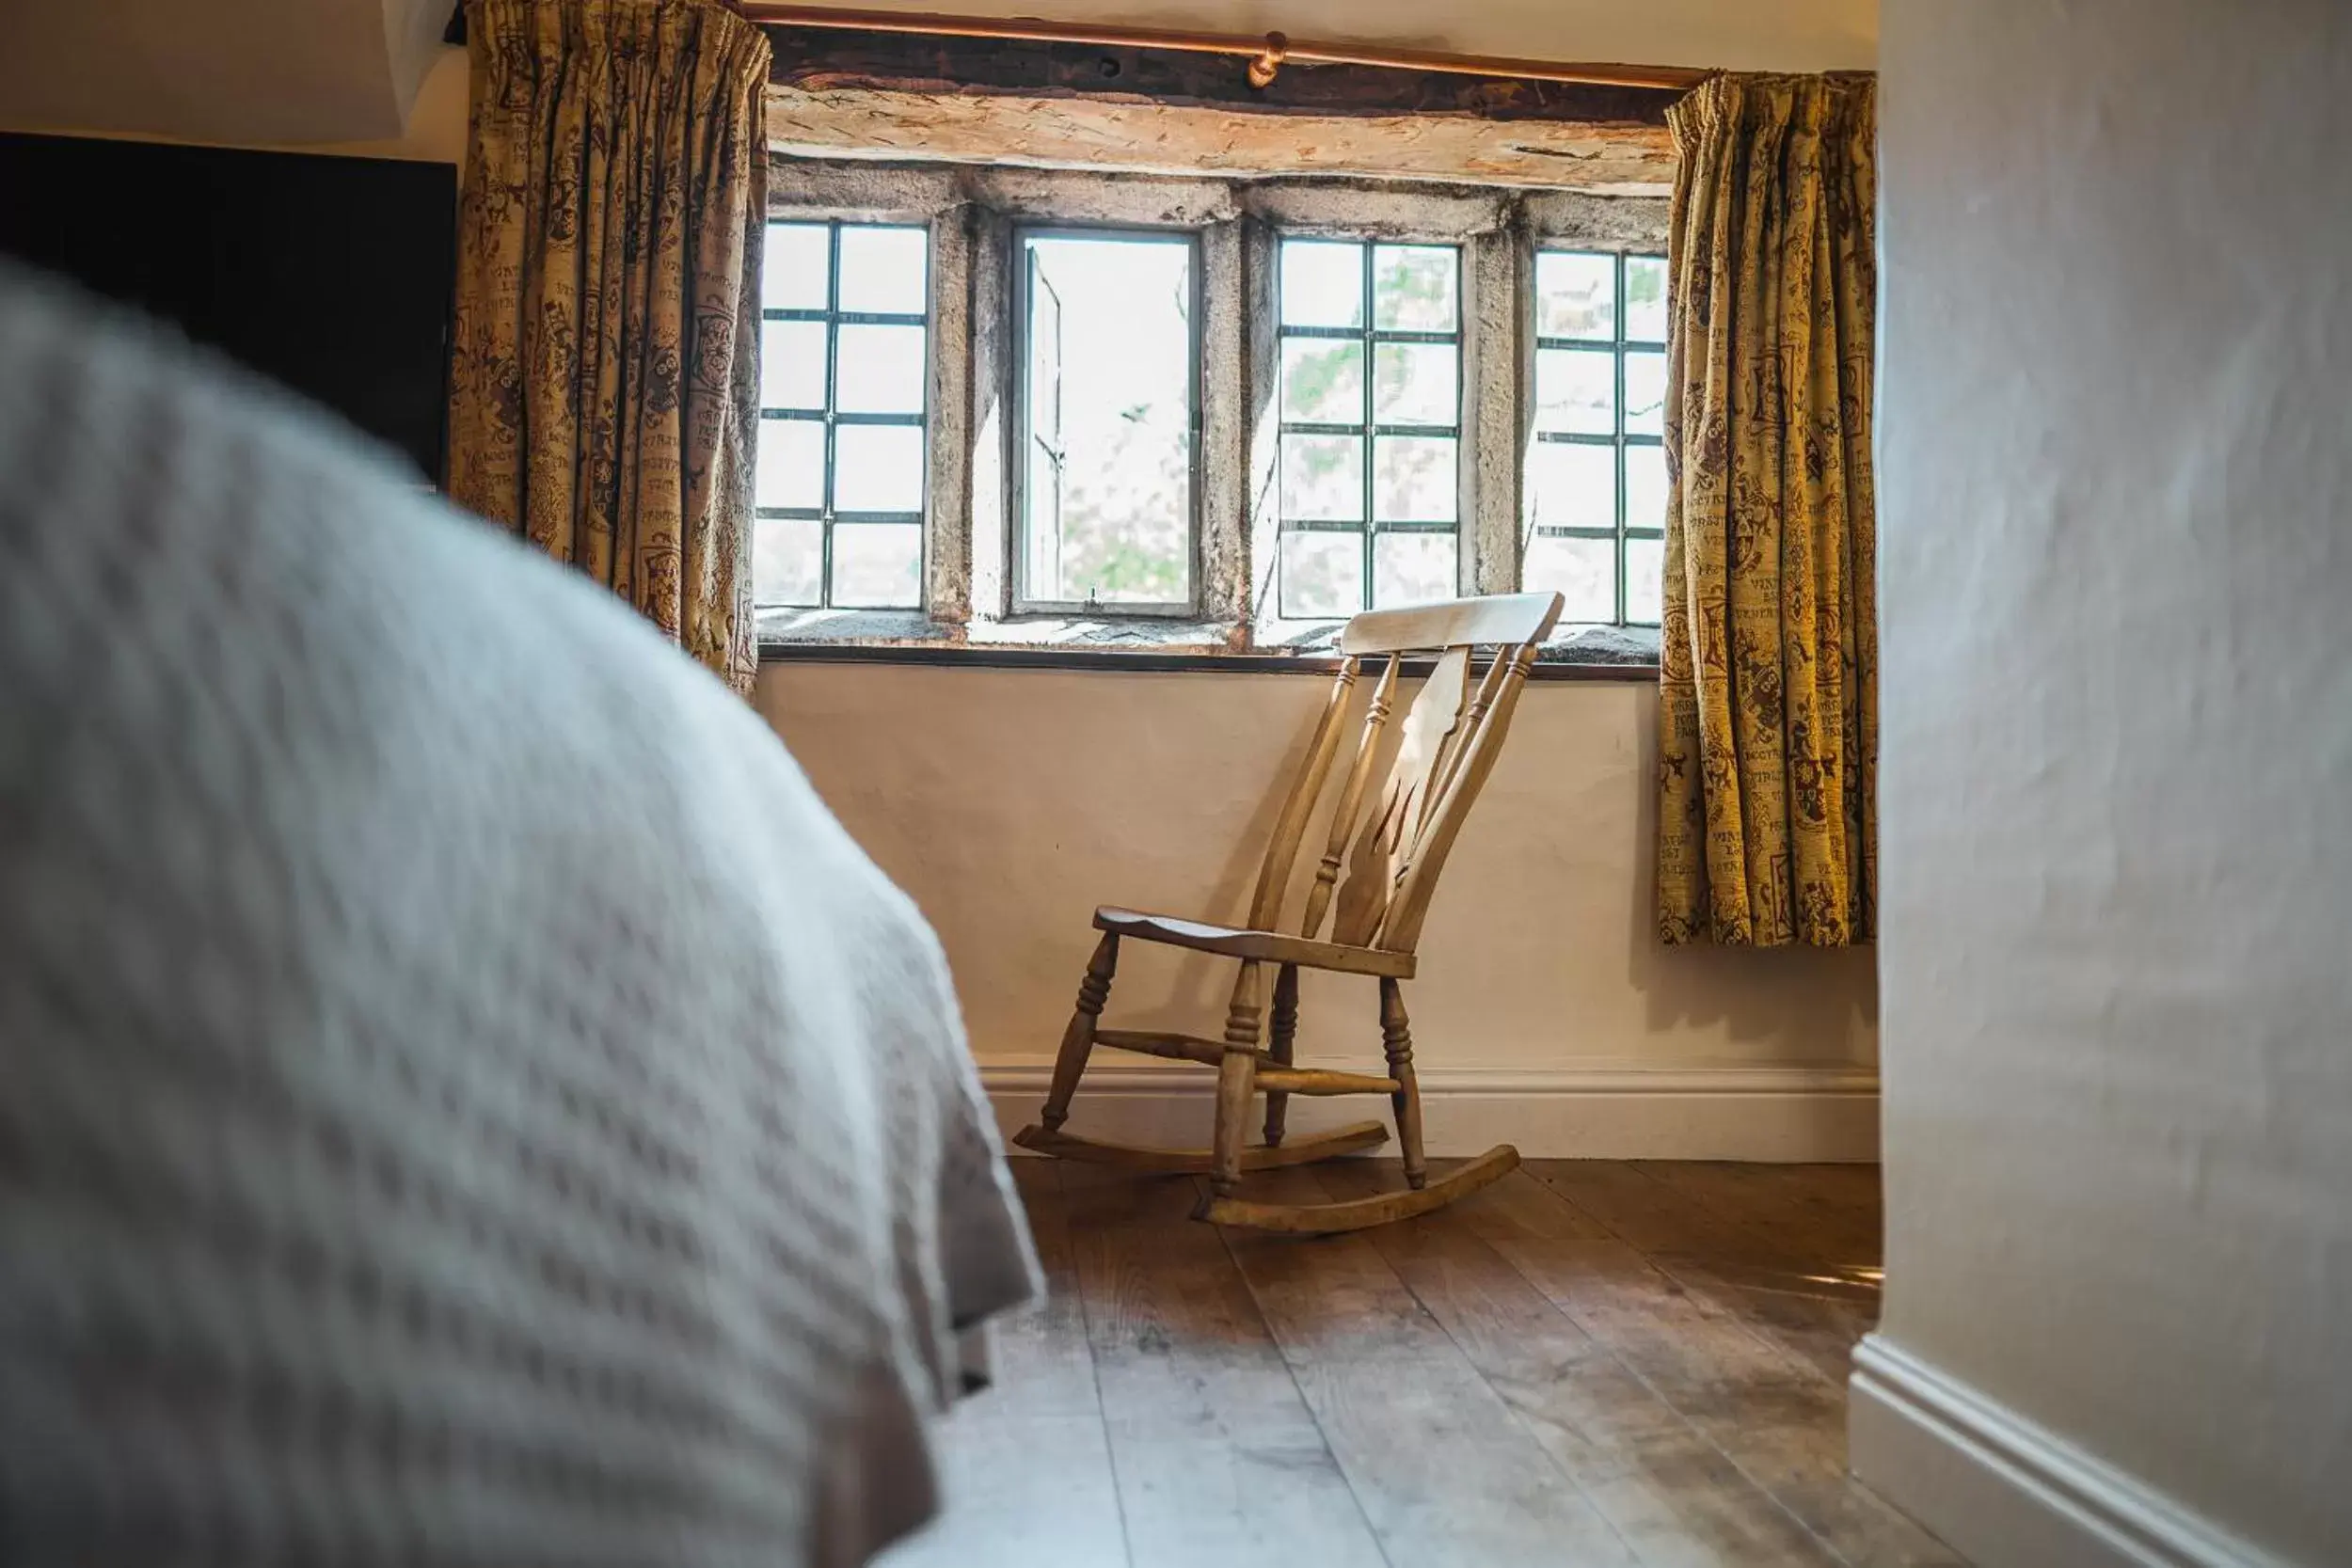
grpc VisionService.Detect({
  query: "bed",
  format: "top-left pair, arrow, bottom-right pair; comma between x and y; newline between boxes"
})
0,261 -> 1039,1568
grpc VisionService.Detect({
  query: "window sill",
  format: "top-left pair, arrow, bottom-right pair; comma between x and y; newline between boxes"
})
755,609 -> 1660,679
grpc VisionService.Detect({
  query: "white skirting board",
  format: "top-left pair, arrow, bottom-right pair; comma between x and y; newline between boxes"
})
979,1058 -> 1880,1162
1849,1336 -> 2297,1568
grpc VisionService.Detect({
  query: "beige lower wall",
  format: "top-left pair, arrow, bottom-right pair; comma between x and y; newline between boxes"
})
755,661 -> 1875,1153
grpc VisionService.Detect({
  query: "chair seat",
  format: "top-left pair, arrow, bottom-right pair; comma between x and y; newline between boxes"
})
1092,906 -> 1417,979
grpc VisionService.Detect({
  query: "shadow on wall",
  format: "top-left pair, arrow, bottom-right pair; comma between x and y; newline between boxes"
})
1622,692 -> 1879,1060
755,659 -> 1878,1074
1090,683 -> 1328,1035
1011,664 -> 1880,1066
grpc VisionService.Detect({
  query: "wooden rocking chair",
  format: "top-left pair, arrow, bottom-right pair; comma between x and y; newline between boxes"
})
1013,591 -> 1565,1234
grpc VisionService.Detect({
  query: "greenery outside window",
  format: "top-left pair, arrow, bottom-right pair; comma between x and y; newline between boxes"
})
754,164 -> 1668,657
1012,227 -> 1200,614
1275,237 -> 1464,617
1523,249 -> 1670,626
755,220 -> 930,610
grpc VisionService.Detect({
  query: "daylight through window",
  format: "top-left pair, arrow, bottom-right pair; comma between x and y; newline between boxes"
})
1523,249 -> 1669,625
755,220 -> 930,610
754,169 -> 1672,641
1276,237 -> 1463,617
1015,229 -> 1199,611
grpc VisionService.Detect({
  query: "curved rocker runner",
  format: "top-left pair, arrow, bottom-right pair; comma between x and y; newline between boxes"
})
1013,592 -> 1565,1234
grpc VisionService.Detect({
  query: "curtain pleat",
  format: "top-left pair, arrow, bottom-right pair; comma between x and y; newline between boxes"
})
448,0 -> 769,692
1657,72 -> 1878,945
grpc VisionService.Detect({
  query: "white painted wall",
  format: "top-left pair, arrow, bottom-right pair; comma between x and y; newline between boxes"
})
758,663 -> 1880,1158
310,46 -> 468,165
802,0 -> 1875,72
1856,4 -> 2352,1565
0,46 -> 467,165
0,0 -> 453,144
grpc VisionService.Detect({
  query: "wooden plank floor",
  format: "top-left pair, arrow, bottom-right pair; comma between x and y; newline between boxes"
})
879,1159 -> 1960,1568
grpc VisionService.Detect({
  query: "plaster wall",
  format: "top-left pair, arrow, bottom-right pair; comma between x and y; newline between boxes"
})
793,0 -> 1875,73
0,1 -> 455,146
757,662 -> 1878,1156
1861,3 -> 2352,1563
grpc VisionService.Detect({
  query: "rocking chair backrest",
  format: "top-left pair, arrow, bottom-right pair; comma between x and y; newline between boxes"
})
1245,592 -> 1564,956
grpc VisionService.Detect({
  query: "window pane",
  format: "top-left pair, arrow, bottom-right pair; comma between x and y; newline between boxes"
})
1373,342 -> 1456,428
1626,444 -> 1668,531
1280,338 -> 1364,424
754,515 -> 823,606
1536,251 -> 1614,341
1281,433 -> 1362,521
765,223 -> 830,310
831,523 -> 922,608
1373,245 -> 1458,332
1025,433 -> 1062,594
834,324 -> 926,414
1626,255 -> 1669,342
1374,436 -> 1456,522
756,418 -> 823,511
1625,350 -> 1667,437
1536,347 -> 1615,436
1280,238 -> 1362,328
1523,533 -> 1616,624
833,423 -> 924,514
1527,441 -> 1615,529
1020,232 -> 1194,605
1374,531 -> 1456,609
760,319 -> 826,411
836,226 -> 927,315
1280,531 -> 1362,619
1626,536 -> 1664,626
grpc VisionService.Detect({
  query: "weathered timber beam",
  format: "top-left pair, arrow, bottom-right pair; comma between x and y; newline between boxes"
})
762,26 -> 1678,124
767,88 -> 1677,192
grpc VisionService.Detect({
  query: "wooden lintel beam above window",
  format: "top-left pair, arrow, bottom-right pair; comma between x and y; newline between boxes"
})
765,87 -> 1677,192
761,26 -> 1682,126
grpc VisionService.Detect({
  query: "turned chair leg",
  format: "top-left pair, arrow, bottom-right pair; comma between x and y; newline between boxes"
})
1041,933 -> 1119,1132
1262,963 -> 1299,1148
1379,977 -> 1426,1191
1211,961 -> 1264,1197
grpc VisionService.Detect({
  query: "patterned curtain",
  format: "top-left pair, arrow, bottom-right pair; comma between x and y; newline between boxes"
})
1656,73 -> 1878,946
448,0 -> 770,692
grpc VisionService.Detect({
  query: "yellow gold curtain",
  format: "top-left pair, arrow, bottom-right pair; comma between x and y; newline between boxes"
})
1657,73 -> 1877,946
448,0 -> 770,692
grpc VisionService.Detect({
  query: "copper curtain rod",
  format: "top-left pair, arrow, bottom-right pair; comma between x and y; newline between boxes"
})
739,5 -> 1708,92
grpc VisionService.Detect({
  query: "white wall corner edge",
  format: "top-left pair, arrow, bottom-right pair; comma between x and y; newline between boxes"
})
979,1058 -> 1880,1162
1848,1335 -> 2302,1568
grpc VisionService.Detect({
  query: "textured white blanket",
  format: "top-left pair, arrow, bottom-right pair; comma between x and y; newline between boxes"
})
0,264 -> 1038,1567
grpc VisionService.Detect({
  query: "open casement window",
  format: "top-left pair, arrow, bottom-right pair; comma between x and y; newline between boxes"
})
754,165 -> 1668,652
1013,228 -> 1201,615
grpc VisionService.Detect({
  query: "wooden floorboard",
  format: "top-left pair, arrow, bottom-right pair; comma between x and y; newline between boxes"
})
1590,1151 -> 1882,1382
875,1161 -> 1130,1568
1058,1165 -> 1385,1568
1221,1165 -> 1640,1567
898,1157 -> 1963,1568
1314,1163 -> 1845,1568
1523,1162 -> 1964,1567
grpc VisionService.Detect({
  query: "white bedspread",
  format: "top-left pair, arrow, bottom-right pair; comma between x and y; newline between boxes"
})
0,263 -> 1038,1568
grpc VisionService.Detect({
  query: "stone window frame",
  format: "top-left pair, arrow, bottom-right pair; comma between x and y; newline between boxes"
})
757,158 -> 1668,659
